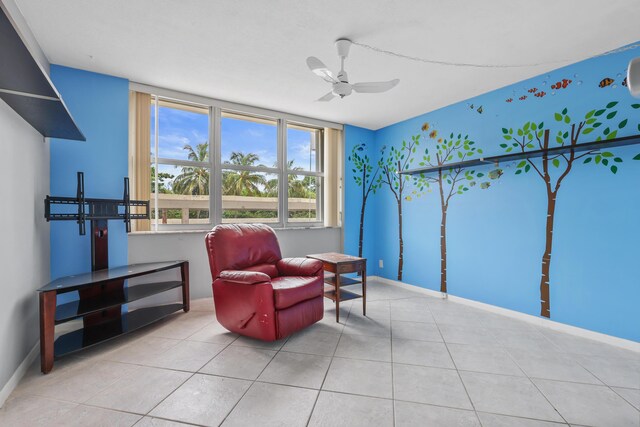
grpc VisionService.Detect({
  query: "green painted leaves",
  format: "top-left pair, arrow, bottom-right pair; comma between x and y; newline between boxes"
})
502,127 -> 514,141
586,151 -> 623,174
350,143 -> 383,193
555,109 -> 571,124
503,101 -> 635,179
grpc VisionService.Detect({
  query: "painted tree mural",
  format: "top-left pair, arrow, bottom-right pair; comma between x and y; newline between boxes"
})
376,138 -> 423,281
349,143 -> 380,258
501,101 -> 632,318
414,124 -> 495,293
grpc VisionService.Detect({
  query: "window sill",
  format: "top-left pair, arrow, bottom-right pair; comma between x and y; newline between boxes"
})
129,226 -> 342,236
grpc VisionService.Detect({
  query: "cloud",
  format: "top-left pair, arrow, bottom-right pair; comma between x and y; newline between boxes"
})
246,129 -> 265,138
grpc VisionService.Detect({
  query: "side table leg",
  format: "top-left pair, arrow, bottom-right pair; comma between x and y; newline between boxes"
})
181,261 -> 190,312
335,274 -> 341,323
40,291 -> 56,374
362,263 -> 367,317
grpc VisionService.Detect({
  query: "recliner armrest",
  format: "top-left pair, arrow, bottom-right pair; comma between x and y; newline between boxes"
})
277,258 -> 323,277
218,270 -> 271,285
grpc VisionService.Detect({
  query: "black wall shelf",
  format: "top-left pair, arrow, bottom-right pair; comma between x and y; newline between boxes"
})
0,6 -> 85,141
399,134 -> 640,176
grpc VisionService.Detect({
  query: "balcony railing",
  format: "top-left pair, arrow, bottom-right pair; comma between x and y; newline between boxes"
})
151,193 -> 317,224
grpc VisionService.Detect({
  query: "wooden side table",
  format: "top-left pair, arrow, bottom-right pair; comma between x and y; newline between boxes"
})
306,252 -> 366,322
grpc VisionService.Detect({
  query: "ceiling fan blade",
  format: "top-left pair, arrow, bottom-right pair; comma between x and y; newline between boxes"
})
307,57 -> 338,83
352,79 -> 400,93
317,92 -> 336,102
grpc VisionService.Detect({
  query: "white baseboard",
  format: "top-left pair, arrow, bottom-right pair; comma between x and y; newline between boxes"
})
369,275 -> 640,353
0,341 -> 39,408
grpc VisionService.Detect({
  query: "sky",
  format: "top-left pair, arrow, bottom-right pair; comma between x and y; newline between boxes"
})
151,105 -> 318,173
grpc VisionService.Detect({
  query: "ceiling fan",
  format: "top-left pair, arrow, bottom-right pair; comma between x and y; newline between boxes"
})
307,39 -> 399,102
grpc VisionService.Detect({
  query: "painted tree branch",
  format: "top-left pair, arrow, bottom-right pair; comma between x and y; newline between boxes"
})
416,125 -> 494,293
376,136 -> 422,281
501,102 -> 629,318
349,143 -> 381,258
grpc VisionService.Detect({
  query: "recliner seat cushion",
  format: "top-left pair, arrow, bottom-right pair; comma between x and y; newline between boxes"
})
271,276 -> 323,309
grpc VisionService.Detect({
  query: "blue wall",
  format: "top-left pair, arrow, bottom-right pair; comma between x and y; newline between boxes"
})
345,44 -> 640,341
50,65 -> 129,280
344,125 -> 377,263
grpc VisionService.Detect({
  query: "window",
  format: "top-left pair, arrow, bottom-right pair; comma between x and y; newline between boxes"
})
221,112 -> 280,223
130,88 -> 338,230
150,97 -> 211,228
287,123 -> 323,223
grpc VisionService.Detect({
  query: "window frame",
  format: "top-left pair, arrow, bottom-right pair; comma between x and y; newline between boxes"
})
141,87 -> 336,231
150,95 -> 214,231
285,121 -> 324,226
219,110 -> 282,226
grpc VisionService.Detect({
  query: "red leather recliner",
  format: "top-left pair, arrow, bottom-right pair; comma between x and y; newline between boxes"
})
205,224 -> 324,341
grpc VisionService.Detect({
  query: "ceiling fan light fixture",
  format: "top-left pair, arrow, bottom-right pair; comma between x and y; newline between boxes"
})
332,81 -> 352,97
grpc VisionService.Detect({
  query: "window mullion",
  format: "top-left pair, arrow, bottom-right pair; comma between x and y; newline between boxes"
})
153,95 -> 159,231
279,118 -> 287,228
212,106 -> 222,226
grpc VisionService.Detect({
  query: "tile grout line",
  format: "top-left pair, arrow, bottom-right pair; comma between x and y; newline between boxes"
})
305,301 -> 354,427
474,410 -> 572,426
61,313 -> 236,427
138,326 -> 240,422
8,289 -> 637,426
215,333 -> 291,426
21,377 -> 583,427
387,299 -> 397,427
430,311 -> 485,427
502,341 -> 571,425
127,311 -> 240,423
608,387 -> 640,411
428,301 -> 575,426
570,353 -> 640,409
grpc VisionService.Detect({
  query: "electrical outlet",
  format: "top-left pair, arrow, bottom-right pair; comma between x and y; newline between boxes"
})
379,259 -> 384,268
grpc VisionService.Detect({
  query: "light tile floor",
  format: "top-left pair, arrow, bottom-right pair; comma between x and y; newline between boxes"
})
2,281 -> 639,427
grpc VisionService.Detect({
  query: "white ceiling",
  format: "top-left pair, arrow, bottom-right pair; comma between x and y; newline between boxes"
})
14,0 -> 640,130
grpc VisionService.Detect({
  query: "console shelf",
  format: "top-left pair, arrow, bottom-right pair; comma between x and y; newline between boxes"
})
38,260 -> 189,373
54,280 -> 183,323
54,303 -> 184,357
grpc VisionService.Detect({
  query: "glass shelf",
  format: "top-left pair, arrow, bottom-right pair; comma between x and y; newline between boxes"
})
54,280 -> 183,323
39,261 -> 186,293
54,303 -> 183,357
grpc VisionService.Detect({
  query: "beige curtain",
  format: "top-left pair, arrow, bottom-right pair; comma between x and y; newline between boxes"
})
324,128 -> 343,227
128,91 -> 151,231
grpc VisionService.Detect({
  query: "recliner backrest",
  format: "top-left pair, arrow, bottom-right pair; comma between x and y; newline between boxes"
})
205,223 -> 282,279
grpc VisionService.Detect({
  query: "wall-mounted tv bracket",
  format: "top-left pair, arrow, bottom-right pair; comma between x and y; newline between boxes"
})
44,171 -> 149,271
